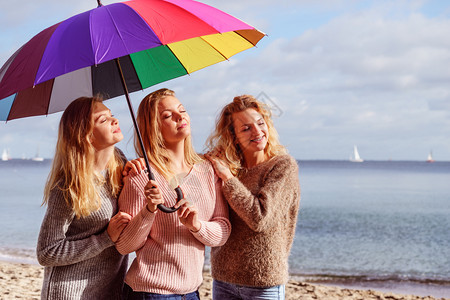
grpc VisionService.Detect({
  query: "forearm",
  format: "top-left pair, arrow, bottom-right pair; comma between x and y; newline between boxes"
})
115,205 -> 155,254
37,229 -> 113,266
191,180 -> 231,247
116,174 -> 156,254
191,217 -> 231,247
36,190 -> 114,267
222,157 -> 299,232
222,176 -> 268,231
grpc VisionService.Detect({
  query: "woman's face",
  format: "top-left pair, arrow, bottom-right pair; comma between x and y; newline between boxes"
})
158,96 -> 190,144
90,102 -> 123,150
232,108 -> 269,156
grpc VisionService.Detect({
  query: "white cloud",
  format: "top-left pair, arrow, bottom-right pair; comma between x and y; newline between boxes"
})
2,0 -> 450,160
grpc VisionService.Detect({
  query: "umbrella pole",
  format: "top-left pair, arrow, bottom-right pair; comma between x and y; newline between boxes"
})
114,58 -> 182,213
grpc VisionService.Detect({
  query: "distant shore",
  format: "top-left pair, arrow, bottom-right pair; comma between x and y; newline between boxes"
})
1,261 -> 447,300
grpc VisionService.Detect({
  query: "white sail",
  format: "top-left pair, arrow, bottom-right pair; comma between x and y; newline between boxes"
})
426,151 -> 435,163
31,146 -> 44,162
1,149 -> 10,161
350,145 -> 364,162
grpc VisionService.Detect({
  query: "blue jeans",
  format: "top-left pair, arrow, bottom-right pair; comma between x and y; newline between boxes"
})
123,283 -> 200,300
212,280 -> 285,300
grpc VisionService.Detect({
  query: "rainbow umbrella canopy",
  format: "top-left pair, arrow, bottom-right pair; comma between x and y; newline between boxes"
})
0,0 -> 265,121
0,0 -> 265,212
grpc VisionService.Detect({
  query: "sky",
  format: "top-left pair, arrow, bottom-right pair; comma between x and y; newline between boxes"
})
1,0 -> 450,161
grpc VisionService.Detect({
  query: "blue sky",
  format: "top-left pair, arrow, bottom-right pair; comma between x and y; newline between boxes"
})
1,0 -> 450,161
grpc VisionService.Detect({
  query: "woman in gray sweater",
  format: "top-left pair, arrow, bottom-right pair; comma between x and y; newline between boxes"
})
37,97 -> 131,299
206,95 -> 300,300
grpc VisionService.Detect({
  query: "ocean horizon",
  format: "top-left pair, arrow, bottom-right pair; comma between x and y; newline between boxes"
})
0,159 -> 449,298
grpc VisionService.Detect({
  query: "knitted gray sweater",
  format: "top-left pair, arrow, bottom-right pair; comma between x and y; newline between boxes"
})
37,182 -> 128,299
211,154 -> 300,287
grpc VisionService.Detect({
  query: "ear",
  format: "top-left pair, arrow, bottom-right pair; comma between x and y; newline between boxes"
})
86,133 -> 94,145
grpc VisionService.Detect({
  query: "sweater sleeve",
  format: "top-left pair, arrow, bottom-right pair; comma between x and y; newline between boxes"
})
115,173 -> 156,255
36,189 -> 114,267
191,175 -> 231,247
222,155 -> 300,233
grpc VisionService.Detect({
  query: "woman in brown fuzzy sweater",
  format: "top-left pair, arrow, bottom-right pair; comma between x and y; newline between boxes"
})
205,95 -> 300,300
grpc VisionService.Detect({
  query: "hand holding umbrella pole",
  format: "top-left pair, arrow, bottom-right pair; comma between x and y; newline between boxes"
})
116,58 -> 182,213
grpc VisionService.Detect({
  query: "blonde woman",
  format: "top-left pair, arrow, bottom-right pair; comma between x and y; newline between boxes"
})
205,95 -> 301,300
37,97 -> 131,299
116,88 -> 231,300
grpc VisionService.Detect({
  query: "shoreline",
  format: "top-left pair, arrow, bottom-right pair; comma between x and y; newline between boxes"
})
289,275 -> 450,299
1,261 -> 448,300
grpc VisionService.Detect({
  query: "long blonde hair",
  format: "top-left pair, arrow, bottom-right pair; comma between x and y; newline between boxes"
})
206,95 -> 286,175
43,96 -> 124,218
136,88 -> 202,180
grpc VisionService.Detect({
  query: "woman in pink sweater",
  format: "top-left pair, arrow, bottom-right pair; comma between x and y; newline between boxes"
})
115,88 -> 231,300
206,95 -> 300,300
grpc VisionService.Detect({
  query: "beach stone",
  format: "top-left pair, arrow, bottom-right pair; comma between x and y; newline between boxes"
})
314,289 -> 328,299
385,293 -> 403,299
0,262 -> 447,300
306,285 -> 316,292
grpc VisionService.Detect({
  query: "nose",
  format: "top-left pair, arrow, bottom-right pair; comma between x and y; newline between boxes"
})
173,112 -> 183,121
112,116 -> 119,125
251,124 -> 261,135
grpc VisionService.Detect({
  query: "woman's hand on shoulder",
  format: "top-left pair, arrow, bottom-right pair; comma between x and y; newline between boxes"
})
205,150 -> 234,182
107,211 -> 132,243
123,158 -> 146,177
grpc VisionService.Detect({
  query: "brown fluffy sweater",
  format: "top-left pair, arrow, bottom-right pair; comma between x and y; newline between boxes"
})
211,154 -> 300,287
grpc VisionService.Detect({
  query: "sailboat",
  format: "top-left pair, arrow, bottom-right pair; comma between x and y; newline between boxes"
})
31,146 -> 44,162
426,151 -> 435,163
349,145 -> 364,162
1,149 -> 10,161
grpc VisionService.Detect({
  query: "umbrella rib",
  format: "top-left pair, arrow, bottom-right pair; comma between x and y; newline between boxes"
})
5,94 -> 17,122
101,6 -> 132,62
234,30 -> 268,47
199,35 -> 229,62
165,45 -> 190,75
45,79 -> 55,117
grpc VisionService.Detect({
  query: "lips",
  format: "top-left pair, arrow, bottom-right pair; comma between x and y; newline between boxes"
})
178,123 -> 188,129
113,127 -> 121,133
251,136 -> 265,142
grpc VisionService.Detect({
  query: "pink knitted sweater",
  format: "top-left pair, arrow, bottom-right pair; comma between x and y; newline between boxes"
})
116,160 -> 231,294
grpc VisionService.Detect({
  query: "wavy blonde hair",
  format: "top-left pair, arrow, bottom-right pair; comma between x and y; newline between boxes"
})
206,95 -> 286,175
135,88 -> 202,180
43,96 -> 124,218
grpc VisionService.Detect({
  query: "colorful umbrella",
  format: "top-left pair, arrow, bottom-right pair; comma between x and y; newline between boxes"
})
0,0 -> 265,212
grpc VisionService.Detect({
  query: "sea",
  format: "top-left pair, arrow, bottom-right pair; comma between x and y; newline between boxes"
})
0,159 -> 449,298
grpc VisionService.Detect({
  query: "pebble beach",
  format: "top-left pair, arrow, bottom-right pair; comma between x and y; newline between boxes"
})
0,261 -> 446,300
